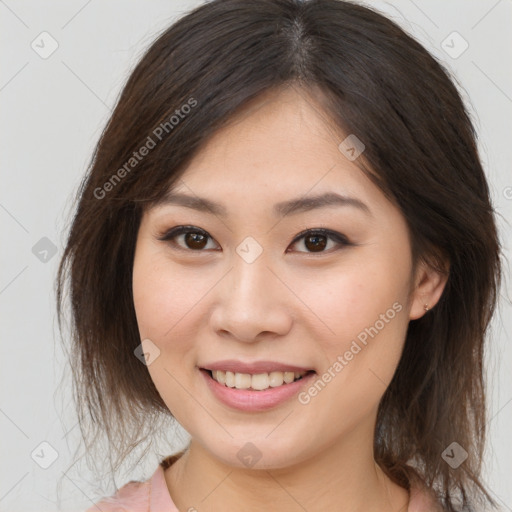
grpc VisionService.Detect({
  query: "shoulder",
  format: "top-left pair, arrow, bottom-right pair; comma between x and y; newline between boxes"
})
84,453 -> 183,512
408,480 -> 444,512
84,479 -> 150,512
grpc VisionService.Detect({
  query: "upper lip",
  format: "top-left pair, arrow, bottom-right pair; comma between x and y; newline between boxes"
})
200,360 -> 315,374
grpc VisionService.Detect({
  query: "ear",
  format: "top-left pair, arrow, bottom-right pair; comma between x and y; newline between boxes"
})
409,258 -> 450,320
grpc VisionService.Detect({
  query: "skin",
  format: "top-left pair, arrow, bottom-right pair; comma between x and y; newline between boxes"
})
132,85 -> 448,512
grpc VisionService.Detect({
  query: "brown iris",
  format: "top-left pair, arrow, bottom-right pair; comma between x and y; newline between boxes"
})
185,232 -> 208,250
303,233 -> 328,252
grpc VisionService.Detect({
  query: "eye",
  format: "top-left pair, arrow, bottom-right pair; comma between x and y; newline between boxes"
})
158,225 -> 218,251
287,228 -> 351,254
158,226 -> 351,254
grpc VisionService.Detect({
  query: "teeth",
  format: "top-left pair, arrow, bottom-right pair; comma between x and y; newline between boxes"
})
225,371 -> 235,387
235,372 -> 251,389
210,370 -> 308,391
269,371 -> 283,387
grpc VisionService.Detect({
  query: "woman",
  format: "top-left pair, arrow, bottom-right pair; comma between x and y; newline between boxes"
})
57,0 -> 502,510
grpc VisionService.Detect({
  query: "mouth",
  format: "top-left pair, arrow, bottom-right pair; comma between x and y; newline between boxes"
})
200,368 -> 316,391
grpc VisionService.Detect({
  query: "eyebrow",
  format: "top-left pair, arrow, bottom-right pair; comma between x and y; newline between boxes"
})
157,191 -> 372,218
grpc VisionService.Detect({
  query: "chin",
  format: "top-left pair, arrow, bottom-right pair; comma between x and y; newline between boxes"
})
202,433 -> 311,471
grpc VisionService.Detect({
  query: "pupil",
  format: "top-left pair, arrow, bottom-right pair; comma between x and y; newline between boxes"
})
186,232 -> 207,249
306,234 -> 326,252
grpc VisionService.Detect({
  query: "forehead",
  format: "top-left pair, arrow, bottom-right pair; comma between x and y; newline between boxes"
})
172,87 -> 371,198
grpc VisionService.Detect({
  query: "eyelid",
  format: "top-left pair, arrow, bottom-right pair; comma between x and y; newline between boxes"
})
158,225 -> 209,240
157,225 -> 217,251
289,227 -> 350,248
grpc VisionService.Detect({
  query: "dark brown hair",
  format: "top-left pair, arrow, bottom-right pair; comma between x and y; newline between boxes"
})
56,0 -> 502,509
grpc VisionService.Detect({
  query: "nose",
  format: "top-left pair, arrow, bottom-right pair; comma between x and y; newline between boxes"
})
209,255 -> 292,343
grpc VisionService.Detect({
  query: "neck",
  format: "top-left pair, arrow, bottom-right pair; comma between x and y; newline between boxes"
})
164,426 -> 409,512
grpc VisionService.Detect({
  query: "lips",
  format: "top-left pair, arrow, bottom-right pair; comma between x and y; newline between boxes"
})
199,359 -> 316,394
200,364 -> 317,411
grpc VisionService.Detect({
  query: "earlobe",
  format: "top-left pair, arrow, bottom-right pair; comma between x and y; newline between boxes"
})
409,259 -> 449,320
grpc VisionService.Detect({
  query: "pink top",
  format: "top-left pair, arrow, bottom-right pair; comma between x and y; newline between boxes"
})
85,452 -> 442,512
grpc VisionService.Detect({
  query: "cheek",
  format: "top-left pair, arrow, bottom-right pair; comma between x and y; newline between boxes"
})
301,249 -> 412,376
294,259 -> 410,435
132,248 -> 203,341
131,252 -> 198,406
132,248 -> 207,419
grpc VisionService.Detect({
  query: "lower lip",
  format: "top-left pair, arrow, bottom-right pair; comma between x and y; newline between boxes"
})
200,369 -> 316,412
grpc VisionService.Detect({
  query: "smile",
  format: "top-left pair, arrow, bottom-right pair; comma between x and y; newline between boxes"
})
206,369 -> 313,391
199,366 -> 317,411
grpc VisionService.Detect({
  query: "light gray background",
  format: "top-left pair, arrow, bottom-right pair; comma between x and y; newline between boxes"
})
1,1 -> 511,511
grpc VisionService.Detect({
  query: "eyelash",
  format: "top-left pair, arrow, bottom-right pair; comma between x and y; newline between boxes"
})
157,225 -> 351,254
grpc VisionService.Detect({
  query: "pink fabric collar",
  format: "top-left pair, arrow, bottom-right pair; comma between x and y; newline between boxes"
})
149,463 -> 179,511
85,462 -> 179,512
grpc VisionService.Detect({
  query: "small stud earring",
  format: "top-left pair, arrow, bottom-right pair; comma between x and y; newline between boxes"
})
424,304 -> 430,312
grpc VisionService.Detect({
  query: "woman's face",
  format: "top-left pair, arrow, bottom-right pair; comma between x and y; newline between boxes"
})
132,86 -> 436,469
